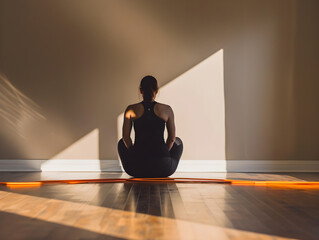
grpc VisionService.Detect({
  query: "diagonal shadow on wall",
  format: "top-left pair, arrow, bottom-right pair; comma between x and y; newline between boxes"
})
116,49 -> 226,171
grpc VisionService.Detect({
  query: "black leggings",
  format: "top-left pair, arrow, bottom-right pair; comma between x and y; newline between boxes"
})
117,137 -> 183,178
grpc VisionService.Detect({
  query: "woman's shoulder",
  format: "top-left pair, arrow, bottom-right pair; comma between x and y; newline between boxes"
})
125,102 -> 143,115
154,102 -> 174,118
155,102 -> 173,111
126,102 -> 141,109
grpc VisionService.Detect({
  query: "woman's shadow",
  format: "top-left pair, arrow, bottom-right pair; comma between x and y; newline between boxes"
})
122,178 -> 177,217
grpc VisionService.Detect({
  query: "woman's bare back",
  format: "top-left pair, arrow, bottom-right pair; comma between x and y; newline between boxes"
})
127,101 -> 172,123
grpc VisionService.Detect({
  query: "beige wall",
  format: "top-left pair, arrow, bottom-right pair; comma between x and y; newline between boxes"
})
0,0 -> 318,161
294,0 -> 319,159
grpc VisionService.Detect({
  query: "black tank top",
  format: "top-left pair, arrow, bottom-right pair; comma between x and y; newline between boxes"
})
132,101 -> 170,159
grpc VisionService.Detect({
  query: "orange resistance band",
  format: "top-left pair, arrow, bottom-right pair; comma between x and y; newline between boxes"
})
1,177 -> 319,188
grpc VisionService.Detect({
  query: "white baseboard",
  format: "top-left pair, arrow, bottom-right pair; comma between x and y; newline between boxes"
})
0,159 -> 318,172
41,159 -> 122,171
0,160 -> 122,172
0,160 -> 42,172
176,160 -> 319,172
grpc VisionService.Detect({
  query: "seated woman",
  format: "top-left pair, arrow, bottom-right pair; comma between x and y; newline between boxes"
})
118,75 -> 183,178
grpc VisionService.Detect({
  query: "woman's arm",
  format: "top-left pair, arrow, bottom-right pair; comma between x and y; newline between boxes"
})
165,106 -> 176,151
122,105 -> 134,149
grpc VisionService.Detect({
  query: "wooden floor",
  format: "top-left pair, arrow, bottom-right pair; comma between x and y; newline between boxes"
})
0,172 -> 318,240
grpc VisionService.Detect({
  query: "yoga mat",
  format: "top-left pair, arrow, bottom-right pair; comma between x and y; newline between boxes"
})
1,177 -> 319,188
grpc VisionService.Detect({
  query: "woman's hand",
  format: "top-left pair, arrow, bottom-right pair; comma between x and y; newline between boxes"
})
166,137 -> 175,151
124,138 -> 132,150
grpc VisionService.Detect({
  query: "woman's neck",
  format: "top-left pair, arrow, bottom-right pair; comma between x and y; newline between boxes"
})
142,99 -> 155,102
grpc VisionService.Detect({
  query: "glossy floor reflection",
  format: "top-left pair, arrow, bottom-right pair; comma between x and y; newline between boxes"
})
0,172 -> 318,239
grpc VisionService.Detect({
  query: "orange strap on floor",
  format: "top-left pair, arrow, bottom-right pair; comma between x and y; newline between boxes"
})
1,177 -> 319,188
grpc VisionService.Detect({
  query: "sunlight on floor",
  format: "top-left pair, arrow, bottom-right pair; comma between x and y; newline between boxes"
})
0,190 -> 294,240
